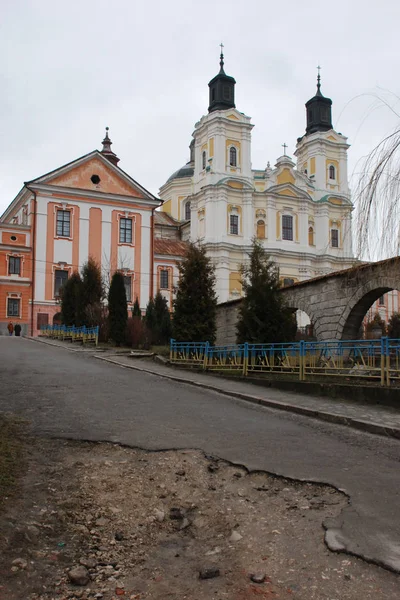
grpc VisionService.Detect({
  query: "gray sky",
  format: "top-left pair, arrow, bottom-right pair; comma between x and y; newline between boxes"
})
1,0 -> 400,221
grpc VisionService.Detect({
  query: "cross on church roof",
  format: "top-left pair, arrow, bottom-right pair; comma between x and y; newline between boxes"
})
282,143 -> 288,156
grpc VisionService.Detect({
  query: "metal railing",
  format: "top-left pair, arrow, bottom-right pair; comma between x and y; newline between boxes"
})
40,324 -> 99,346
170,337 -> 400,386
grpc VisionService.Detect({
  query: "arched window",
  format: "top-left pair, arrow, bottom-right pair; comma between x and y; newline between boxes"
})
308,226 -> 314,246
202,151 -> 207,170
329,165 -> 336,180
229,146 -> 237,167
185,201 -> 191,221
256,220 -> 265,239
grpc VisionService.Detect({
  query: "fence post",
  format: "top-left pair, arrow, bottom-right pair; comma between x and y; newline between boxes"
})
386,337 -> 390,387
299,340 -> 305,381
243,343 -> 248,376
381,336 -> 387,386
203,342 -> 209,370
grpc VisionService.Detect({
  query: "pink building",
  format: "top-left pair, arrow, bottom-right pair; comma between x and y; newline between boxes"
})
1,130 -> 161,335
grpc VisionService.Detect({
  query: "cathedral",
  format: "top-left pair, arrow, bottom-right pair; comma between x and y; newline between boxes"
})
159,52 -> 355,305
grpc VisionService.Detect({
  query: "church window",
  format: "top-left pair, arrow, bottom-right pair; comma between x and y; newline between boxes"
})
283,278 -> 295,287
230,214 -> 239,235
211,88 -> 215,102
202,151 -> 207,170
229,146 -> 237,167
379,295 -> 385,306
7,298 -> 20,317
91,174 -> 100,184
160,269 -> 169,289
124,276 -> 132,302
56,210 -> 71,237
256,220 -> 265,239
308,109 -> 313,121
223,86 -> 231,100
54,269 -> 68,297
185,201 -> 191,221
9,256 -> 21,275
282,215 -> 293,241
119,218 -> 133,244
308,226 -> 314,246
329,165 -> 336,180
331,228 -> 339,247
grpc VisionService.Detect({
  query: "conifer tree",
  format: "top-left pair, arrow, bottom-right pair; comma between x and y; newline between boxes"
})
60,271 -> 84,326
153,291 -> 172,344
81,257 -> 104,326
144,297 -> 155,331
132,297 -> 142,318
388,312 -> 400,339
173,242 -> 217,343
108,272 -> 128,346
236,239 -> 296,344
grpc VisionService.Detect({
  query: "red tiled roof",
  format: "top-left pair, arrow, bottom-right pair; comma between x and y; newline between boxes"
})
154,239 -> 188,257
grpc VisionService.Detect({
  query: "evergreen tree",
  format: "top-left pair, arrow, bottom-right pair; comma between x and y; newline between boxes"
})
236,239 -> 296,344
388,312 -> 400,339
153,291 -> 172,345
173,242 -> 217,343
365,313 -> 386,338
108,272 -> 128,346
81,257 -> 104,326
60,271 -> 84,326
132,297 -> 141,317
144,297 -> 156,332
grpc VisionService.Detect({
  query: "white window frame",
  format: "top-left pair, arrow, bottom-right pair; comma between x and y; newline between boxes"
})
7,298 -> 20,318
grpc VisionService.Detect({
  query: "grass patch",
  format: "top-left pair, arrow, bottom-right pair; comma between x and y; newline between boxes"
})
0,414 -> 24,507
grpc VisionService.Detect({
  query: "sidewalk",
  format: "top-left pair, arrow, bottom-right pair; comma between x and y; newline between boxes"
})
31,337 -> 400,439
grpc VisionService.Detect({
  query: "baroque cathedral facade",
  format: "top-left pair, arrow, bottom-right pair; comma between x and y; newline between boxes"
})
159,53 -> 355,306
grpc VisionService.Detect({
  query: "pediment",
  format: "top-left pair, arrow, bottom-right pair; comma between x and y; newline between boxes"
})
29,151 -> 156,200
217,177 -> 254,191
268,183 -> 313,201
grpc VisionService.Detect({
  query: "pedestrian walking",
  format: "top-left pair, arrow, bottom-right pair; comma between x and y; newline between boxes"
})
7,322 -> 14,336
14,323 -> 21,337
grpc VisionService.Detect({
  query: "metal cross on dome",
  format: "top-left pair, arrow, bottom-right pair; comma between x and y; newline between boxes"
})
282,143 -> 288,156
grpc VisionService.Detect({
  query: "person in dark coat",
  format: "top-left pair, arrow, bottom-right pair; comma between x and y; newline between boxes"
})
14,323 -> 22,337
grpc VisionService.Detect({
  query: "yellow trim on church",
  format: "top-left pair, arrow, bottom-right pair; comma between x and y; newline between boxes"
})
209,137 -> 214,158
277,168 -> 295,185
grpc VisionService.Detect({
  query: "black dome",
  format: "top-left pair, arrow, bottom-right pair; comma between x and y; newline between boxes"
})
167,162 -> 194,182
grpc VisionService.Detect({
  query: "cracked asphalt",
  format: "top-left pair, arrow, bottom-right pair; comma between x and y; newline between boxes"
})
1,337 -> 400,573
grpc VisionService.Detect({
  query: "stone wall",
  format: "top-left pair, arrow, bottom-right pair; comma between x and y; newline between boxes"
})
216,300 -> 241,345
215,257 -> 400,343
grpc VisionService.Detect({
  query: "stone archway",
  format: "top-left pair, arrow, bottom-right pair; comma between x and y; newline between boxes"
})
339,278 -> 399,340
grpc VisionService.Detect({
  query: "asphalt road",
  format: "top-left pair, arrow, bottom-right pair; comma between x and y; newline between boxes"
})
1,338 -> 400,573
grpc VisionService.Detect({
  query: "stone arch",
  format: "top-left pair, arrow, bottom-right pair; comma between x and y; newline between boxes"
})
339,276 -> 400,340
281,291 -> 318,337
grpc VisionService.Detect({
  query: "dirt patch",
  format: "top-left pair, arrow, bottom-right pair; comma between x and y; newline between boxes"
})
0,436 -> 398,600
0,414 -> 24,509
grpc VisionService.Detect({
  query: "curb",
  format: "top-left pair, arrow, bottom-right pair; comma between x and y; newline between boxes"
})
93,355 -> 400,441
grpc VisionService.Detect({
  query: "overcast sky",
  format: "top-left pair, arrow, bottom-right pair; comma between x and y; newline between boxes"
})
1,0 -> 400,221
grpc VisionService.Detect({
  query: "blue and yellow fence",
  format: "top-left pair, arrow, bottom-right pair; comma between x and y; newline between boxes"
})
170,337 -> 400,386
40,324 -> 99,346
